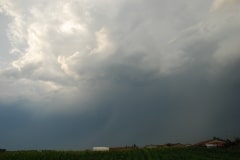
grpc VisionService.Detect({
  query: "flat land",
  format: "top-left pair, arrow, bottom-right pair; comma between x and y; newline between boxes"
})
0,147 -> 240,160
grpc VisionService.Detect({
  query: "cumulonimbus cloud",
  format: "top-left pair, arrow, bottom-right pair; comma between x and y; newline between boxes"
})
0,0 -> 240,150
0,0 -> 240,112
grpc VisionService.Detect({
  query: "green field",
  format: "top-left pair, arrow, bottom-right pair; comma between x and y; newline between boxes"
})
0,147 -> 240,160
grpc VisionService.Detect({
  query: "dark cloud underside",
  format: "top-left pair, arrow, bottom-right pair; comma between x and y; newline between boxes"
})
0,0 -> 240,150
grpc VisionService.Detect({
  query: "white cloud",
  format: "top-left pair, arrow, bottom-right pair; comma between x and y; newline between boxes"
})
0,0 -> 118,110
91,28 -> 114,56
0,0 -> 27,54
0,0 -> 240,112
57,52 -> 80,80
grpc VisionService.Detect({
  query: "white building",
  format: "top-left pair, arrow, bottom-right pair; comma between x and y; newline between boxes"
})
93,147 -> 110,151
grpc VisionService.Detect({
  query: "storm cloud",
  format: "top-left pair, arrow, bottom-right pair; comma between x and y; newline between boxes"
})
0,0 -> 240,150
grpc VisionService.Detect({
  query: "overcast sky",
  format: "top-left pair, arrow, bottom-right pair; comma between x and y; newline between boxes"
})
0,0 -> 240,150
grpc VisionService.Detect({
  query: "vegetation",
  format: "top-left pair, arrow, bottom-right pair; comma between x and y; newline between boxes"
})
0,147 -> 240,160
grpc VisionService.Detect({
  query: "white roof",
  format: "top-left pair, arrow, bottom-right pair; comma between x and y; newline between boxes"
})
93,147 -> 109,151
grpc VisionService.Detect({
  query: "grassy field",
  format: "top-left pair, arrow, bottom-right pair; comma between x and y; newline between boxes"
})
0,147 -> 240,160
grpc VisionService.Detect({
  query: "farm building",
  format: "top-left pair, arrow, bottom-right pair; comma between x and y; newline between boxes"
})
93,147 -> 109,151
194,139 -> 226,148
205,140 -> 226,148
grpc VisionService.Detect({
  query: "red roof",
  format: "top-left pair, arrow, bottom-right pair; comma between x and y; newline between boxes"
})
206,140 -> 225,145
194,139 -> 225,146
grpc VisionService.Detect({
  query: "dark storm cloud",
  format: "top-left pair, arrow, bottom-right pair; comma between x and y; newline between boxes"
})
0,101 -> 114,150
0,0 -> 240,150
88,57 -> 240,146
1,59 -> 240,150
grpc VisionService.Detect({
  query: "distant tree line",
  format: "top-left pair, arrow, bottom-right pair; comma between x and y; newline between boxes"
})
225,138 -> 240,147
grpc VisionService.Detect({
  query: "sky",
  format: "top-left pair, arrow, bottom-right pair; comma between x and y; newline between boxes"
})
0,0 -> 240,150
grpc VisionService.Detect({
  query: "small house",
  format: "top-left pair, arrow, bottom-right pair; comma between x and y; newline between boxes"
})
205,140 -> 225,148
194,139 -> 226,148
